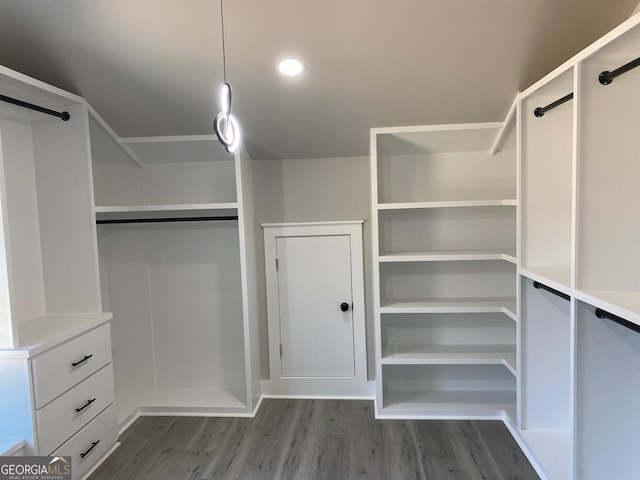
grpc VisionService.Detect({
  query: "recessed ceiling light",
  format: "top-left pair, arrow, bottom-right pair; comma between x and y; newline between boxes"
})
278,58 -> 306,76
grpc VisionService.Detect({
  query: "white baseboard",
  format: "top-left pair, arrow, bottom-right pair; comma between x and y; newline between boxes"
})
261,379 -> 376,398
501,415 -> 549,480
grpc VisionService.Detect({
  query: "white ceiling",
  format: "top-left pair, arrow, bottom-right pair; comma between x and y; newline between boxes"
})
0,0 -> 637,159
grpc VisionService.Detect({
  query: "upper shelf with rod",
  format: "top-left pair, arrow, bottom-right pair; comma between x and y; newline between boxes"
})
575,16 -> 640,324
91,128 -> 239,212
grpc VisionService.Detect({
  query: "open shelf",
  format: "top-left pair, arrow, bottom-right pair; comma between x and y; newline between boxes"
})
380,249 -> 516,263
374,123 -> 515,205
116,387 -> 248,426
576,31 -> 640,321
575,301 -> 640,480
378,206 -> 516,257
380,298 -> 517,318
377,199 -> 516,210
380,364 -> 516,419
94,203 -> 239,222
0,81 -> 102,349
372,121 -> 518,420
381,345 -> 516,372
519,276 -> 572,478
380,389 -> 516,419
520,67 -> 575,290
91,130 -> 237,207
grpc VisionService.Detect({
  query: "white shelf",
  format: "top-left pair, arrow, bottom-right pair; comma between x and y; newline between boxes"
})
379,249 -> 516,263
519,429 -> 571,480
0,313 -> 113,358
380,298 -> 517,319
115,388 -> 249,426
373,123 -> 504,153
381,345 -> 516,373
577,290 -> 640,326
95,203 -> 239,222
377,199 -> 517,210
381,389 -> 516,419
520,264 -> 572,290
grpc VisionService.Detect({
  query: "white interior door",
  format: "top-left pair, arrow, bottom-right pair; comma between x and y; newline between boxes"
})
276,234 -> 355,378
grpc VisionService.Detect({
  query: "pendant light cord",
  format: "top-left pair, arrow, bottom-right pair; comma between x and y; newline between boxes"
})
220,0 -> 227,83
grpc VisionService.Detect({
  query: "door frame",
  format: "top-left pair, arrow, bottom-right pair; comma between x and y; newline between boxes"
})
262,221 -> 368,397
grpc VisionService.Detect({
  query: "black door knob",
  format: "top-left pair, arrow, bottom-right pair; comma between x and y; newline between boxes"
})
340,302 -> 350,312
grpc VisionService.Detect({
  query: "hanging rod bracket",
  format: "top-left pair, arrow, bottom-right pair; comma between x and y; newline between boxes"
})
599,57 -> 640,85
0,93 -> 70,121
598,71 -> 613,85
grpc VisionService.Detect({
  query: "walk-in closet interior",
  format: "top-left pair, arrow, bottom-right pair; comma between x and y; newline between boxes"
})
1,2 -> 640,479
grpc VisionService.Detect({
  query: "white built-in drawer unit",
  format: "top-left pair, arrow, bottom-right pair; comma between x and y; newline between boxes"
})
0,316 -> 117,478
32,324 -> 112,409
52,403 -> 118,480
36,364 -> 115,455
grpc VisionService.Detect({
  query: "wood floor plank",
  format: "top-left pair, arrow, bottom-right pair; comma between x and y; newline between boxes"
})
381,420 -> 426,480
312,433 -> 349,480
88,400 -> 539,480
275,399 -> 326,479
473,421 -> 541,480
199,417 -> 252,479
446,420 -> 505,480
346,404 -> 386,480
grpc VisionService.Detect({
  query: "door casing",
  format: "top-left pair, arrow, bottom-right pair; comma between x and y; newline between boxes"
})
263,221 -> 369,397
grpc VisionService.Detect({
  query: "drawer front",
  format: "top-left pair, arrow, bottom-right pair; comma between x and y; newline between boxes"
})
32,324 -> 112,409
37,364 -> 115,455
52,403 -> 118,480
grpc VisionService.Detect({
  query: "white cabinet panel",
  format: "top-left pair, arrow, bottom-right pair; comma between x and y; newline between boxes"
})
52,403 -> 118,480
36,364 -> 115,455
31,324 -> 112,408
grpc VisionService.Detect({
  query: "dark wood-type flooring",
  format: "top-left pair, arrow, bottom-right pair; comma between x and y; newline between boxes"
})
89,399 -> 540,480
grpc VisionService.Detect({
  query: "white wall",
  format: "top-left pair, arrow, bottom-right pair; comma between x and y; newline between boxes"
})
252,156 -> 374,379
634,2 -> 640,15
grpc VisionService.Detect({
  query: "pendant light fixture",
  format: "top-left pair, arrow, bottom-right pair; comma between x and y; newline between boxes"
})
213,0 -> 241,153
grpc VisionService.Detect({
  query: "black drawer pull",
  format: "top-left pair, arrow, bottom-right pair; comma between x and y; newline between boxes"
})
80,440 -> 100,459
71,354 -> 93,367
75,398 -> 96,413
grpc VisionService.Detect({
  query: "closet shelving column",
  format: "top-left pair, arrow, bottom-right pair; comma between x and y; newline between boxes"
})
574,22 -> 640,480
576,24 -> 640,323
89,127 -> 260,426
0,66 -> 117,466
517,65 -> 577,480
371,121 -> 518,419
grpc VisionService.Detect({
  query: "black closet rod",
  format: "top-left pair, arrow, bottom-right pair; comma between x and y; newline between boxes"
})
96,216 -> 239,225
0,93 -> 70,121
534,93 -> 573,118
599,56 -> 640,85
533,281 -> 570,301
595,308 -> 640,335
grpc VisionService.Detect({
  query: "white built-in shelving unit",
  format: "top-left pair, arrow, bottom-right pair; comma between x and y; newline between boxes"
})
371,116 -> 518,419
0,66 -> 117,475
515,13 -> 640,480
89,124 -> 261,427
